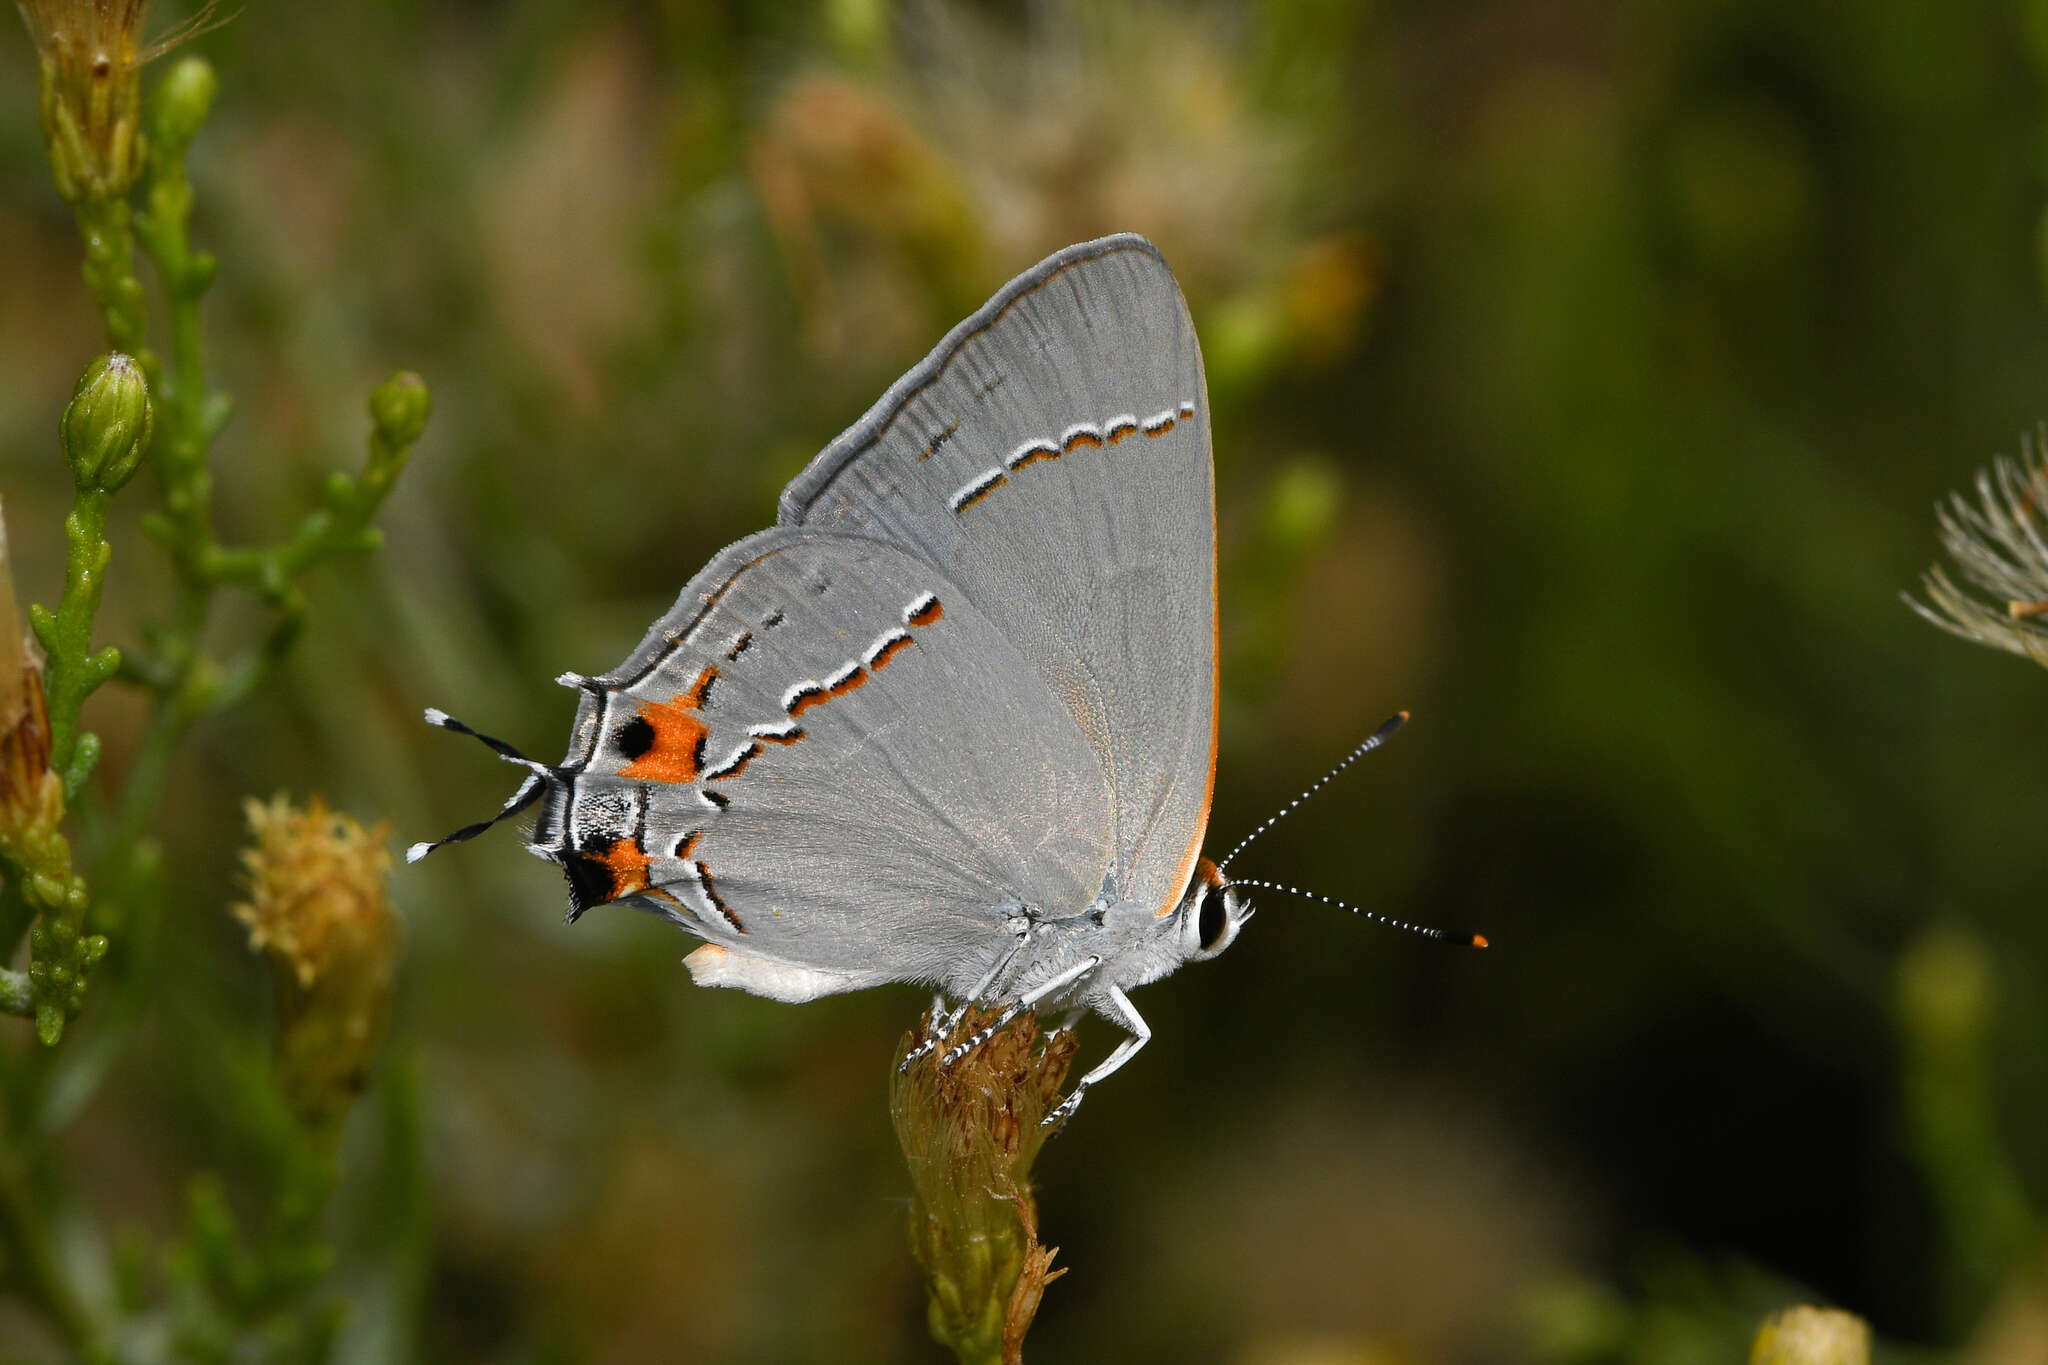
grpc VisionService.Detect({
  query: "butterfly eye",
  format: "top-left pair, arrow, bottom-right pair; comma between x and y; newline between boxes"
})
1198,885 -> 1231,952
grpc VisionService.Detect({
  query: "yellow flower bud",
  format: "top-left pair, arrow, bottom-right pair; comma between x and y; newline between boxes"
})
231,794 -> 399,1144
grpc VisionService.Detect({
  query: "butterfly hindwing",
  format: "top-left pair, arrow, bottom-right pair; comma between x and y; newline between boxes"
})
544,529 -> 1115,988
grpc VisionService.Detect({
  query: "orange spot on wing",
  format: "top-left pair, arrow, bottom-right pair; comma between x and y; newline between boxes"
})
1063,430 -> 1105,452
908,598 -> 943,627
1105,418 -> 1138,443
595,837 -> 653,898
620,703 -> 706,782
1143,416 -> 1176,437
788,687 -> 828,717
870,635 -> 914,671
827,666 -> 869,698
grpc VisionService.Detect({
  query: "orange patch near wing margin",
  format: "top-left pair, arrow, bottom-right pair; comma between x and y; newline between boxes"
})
619,664 -> 719,784
596,837 -> 653,899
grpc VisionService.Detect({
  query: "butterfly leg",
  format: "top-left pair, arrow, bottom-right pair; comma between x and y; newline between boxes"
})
940,955 -> 1101,1067
1042,986 -> 1149,1131
900,1001 -> 956,1071
900,929 -> 1033,1072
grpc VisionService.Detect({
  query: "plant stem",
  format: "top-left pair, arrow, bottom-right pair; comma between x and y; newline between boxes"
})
72,197 -> 148,360
135,93 -> 224,584
37,489 -> 116,784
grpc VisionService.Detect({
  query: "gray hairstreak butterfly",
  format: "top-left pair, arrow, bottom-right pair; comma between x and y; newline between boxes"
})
414,234 -> 1481,1127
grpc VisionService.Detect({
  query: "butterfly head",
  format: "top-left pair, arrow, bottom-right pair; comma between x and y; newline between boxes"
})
1175,857 -> 1253,964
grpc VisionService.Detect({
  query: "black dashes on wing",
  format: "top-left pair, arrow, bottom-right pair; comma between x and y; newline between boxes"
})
949,467 -> 1006,511
864,627 -> 913,670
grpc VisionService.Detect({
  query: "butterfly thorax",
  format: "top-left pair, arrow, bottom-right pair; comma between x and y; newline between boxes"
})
956,857 -> 1252,1020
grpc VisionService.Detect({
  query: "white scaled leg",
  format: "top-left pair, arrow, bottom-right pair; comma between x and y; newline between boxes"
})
900,933 -> 1033,1072
1043,986 -> 1150,1130
940,955 -> 1101,1067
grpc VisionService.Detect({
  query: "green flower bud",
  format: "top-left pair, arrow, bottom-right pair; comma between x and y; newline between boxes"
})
61,353 -> 153,493
368,371 -> 431,449
150,56 -> 218,158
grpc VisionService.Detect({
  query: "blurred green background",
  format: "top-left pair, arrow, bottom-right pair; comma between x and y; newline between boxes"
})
5,0 -> 2048,1360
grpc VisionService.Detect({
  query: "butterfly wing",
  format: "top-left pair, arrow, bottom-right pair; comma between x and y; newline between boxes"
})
779,234 -> 1216,919
545,528 -> 1115,989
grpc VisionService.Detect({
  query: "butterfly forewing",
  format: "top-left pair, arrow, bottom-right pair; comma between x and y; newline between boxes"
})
779,236 -> 1217,919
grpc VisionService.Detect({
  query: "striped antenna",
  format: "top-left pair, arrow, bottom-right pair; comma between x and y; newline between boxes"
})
1216,711 -> 1408,873
1224,877 -> 1487,948
406,709 -> 557,863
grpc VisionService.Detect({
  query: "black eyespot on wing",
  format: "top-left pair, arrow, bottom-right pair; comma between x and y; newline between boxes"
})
615,716 -> 656,760
1198,887 -> 1229,951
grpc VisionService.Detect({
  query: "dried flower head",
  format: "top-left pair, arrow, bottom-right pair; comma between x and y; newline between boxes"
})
1907,431 -> 2048,669
232,793 -> 398,1140
13,0 -> 221,201
891,1008 -> 1078,1364
0,501 -> 58,845
234,794 -> 393,987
